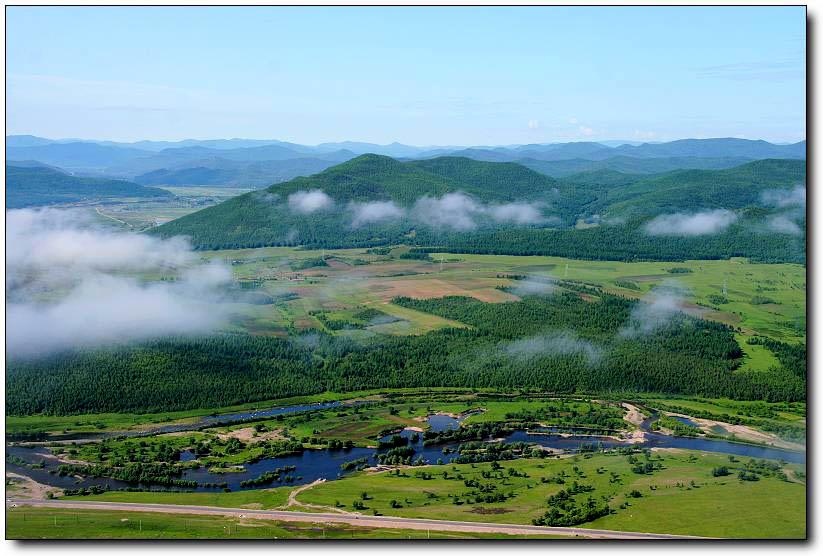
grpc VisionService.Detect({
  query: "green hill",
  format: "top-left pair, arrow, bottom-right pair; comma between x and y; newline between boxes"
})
152,155 -> 565,249
152,156 -> 805,263
595,159 -> 806,218
6,165 -> 173,208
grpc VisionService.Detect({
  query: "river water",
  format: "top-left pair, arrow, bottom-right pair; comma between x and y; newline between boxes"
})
6,406 -> 805,494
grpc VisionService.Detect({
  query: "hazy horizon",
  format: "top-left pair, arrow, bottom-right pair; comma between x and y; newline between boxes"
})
5,133 -> 807,149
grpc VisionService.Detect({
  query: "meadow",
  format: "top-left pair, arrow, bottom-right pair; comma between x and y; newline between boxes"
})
61,449 -> 806,539
6,507 -> 550,539
201,246 -> 805,348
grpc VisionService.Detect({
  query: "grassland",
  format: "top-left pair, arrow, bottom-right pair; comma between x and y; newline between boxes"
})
6,507 -> 551,539
63,449 -> 805,539
295,450 -> 805,539
59,487 -> 294,509
192,246 -> 805,348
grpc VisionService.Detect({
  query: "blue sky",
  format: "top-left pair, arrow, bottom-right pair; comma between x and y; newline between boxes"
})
6,6 -> 806,145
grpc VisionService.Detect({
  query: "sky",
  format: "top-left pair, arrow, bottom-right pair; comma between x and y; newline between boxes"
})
6,6 -> 806,145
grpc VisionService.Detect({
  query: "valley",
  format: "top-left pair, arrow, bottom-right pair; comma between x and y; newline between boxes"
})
5,140 -> 808,541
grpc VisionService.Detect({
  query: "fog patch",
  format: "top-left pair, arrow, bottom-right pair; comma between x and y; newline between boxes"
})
6,208 -> 233,358
487,202 -> 546,225
767,213 -> 804,235
644,209 -> 738,236
504,331 -> 602,365
412,192 -> 482,230
510,277 -> 557,297
412,192 -> 547,231
349,200 -> 406,227
7,208 -> 193,290
287,189 -> 334,214
761,186 -> 805,208
619,283 -> 687,338
253,191 -> 281,204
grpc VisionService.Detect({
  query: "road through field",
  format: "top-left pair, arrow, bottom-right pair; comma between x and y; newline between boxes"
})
7,498 -> 711,539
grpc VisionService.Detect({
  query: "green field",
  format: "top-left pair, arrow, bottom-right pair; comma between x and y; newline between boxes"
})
193,246 -> 805,346
62,449 -> 805,539
7,507 -> 555,539
294,451 -> 805,539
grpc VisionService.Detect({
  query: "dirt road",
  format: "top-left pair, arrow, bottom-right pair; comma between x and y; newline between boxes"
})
7,498 -> 710,539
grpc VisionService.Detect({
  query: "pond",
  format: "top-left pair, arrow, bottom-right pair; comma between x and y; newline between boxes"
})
669,415 -> 701,428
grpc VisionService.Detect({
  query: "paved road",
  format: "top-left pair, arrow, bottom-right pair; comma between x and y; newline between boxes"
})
7,498 -> 710,539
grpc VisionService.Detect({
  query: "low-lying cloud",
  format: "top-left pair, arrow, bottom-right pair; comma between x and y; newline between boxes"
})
287,189 -> 334,214
761,186 -> 806,208
349,200 -> 405,227
7,208 -> 233,358
505,331 -> 602,365
487,202 -> 546,225
619,283 -> 687,338
766,213 -> 804,235
412,192 -> 546,231
644,209 -> 738,236
510,277 -> 557,297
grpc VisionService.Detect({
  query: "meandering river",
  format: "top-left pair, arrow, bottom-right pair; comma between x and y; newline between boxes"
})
6,405 -> 804,494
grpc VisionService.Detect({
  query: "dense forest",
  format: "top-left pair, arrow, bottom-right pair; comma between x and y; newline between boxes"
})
151,156 -> 806,263
6,290 -> 805,416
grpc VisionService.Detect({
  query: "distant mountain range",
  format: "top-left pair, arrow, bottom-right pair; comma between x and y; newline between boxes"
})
6,135 -> 806,187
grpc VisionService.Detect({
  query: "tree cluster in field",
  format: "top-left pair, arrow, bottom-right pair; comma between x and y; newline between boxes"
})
422,423 -> 515,446
56,462 -> 197,488
652,416 -> 702,437
503,400 -> 626,431
239,465 -> 299,488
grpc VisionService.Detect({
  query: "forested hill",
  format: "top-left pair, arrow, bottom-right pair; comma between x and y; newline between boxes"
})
6,164 -> 173,208
151,155 -> 806,263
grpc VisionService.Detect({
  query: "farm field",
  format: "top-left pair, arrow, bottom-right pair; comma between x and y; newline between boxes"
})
194,246 -> 805,349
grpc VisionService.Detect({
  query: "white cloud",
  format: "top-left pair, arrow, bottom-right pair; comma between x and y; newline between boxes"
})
505,331 -> 602,365
412,192 -> 483,230
510,277 -> 557,297
619,283 -> 686,338
645,209 -> 738,236
528,119 -> 540,130
767,214 -> 803,235
578,126 -> 595,137
487,202 -> 546,224
6,208 -> 233,358
287,189 -> 334,214
761,186 -> 806,208
349,200 -> 406,227
6,209 -> 193,287
412,192 -> 547,230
